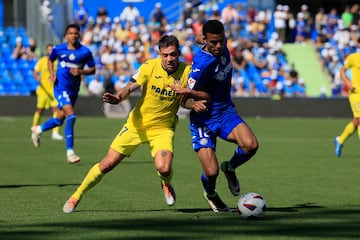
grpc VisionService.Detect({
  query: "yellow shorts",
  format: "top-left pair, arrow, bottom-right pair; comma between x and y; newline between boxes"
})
110,125 -> 175,157
36,93 -> 57,109
348,91 -> 360,118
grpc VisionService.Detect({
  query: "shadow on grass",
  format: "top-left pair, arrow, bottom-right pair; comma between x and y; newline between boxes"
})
0,183 -> 79,188
2,204 -> 359,240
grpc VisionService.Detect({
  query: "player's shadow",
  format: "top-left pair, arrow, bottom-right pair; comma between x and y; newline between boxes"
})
0,183 -> 79,188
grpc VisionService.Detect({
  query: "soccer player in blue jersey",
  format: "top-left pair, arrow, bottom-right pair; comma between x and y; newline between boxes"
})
169,19 -> 259,212
31,24 -> 96,163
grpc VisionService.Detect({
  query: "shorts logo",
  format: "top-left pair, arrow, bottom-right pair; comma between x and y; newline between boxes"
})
200,138 -> 208,145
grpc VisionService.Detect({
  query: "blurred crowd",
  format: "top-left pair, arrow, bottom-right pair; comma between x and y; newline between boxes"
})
3,0 -> 360,98
73,1 -> 309,98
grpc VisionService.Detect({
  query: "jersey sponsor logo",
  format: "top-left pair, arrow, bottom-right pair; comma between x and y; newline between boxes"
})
151,85 -> 175,97
188,77 -> 196,89
60,61 -> 81,68
215,62 -> 232,81
60,54 -> 66,58
192,68 -> 200,72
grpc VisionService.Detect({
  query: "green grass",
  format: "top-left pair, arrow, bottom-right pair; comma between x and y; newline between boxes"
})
1,116 -> 359,240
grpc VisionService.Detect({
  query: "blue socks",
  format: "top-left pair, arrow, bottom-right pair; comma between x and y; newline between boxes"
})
65,114 -> 76,150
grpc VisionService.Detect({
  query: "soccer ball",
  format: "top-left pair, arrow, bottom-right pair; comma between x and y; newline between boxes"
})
237,192 -> 266,219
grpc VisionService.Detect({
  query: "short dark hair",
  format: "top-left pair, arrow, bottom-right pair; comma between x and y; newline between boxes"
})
158,35 -> 179,50
202,19 -> 224,36
66,23 -> 81,33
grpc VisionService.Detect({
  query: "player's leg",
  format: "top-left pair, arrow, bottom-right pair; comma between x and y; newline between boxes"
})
150,129 -> 176,206
220,113 -> 258,196
31,108 -> 65,148
32,108 -> 43,127
63,148 -> 125,213
335,94 -> 360,156
198,148 -> 230,212
61,104 -> 80,163
64,124 -> 140,213
51,105 -> 63,140
31,94 -> 47,147
191,124 -> 229,212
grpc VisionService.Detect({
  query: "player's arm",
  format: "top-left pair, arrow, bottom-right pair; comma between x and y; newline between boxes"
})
48,58 -> 56,82
180,95 -> 208,112
339,65 -> 353,91
167,84 -> 210,100
103,80 -> 140,105
33,69 -> 40,82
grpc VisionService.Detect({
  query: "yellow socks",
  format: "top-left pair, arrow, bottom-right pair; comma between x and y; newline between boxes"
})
32,112 -> 40,126
338,122 -> 356,144
71,163 -> 104,200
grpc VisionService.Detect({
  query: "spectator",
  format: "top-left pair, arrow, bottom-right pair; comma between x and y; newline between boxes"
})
150,2 -> 167,27
96,5 -> 109,24
88,75 -> 104,96
73,0 -> 89,32
314,8 -> 327,32
221,3 -> 239,25
341,5 -> 353,28
119,3 -> 140,25
273,5 -> 287,42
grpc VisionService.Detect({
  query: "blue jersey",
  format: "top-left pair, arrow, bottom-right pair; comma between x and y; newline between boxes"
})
50,43 -> 95,94
188,45 -> 234,123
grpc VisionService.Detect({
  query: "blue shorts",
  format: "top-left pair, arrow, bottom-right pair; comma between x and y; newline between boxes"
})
190,108 -> 244,151
54,89 -> 78,110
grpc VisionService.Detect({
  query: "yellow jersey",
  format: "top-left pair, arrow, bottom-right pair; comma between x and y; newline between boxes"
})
34,56 -> 57,97
344,52 -> 360,90
126,58 -> 190,130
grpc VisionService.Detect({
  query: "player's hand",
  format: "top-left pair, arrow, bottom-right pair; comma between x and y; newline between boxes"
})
103,92 -> 122,104
192,100 -> 208,112
70,68 -> 81,76
167,84 -> 190,94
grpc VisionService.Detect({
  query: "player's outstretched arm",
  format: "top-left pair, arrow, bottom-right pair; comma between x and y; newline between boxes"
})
103,81 -> 140,105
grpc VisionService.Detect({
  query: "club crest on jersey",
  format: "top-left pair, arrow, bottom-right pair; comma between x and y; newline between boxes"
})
188,77 -> 196,89
69,53 -> 75,61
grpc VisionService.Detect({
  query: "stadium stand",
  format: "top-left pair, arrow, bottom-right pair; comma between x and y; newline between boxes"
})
0,1 -> 358,98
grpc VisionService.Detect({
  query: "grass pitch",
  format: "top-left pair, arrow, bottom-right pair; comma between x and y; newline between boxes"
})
0,116 -> 359,240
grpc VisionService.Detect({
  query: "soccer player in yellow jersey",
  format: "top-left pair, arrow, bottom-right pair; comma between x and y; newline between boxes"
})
334,39 -> 360,157
31,44 -> 63,140
63,35 -> 192,212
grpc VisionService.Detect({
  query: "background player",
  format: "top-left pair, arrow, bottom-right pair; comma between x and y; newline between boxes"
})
31,43 -> 63,141
334,38 -> 360,157
31,23 -> 96,163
